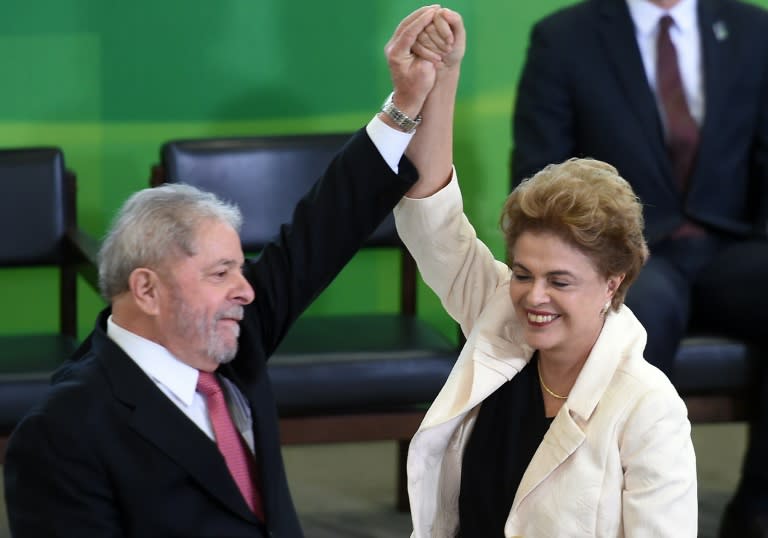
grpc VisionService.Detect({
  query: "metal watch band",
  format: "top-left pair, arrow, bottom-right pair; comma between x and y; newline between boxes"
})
380,92 -> 422,134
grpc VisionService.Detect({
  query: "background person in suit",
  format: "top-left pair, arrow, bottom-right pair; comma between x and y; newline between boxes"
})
511,0 -> 768,534
399,8 -> 696,536
2,6 -> 454,537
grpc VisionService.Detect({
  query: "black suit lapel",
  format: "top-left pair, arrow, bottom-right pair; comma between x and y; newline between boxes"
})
93,327 -> 259,524
596,0 -> 673,180
693,0 -> 728,187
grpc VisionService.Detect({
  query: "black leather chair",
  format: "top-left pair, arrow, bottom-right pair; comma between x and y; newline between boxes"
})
150,133 -> 459,509
0,147 -> 99,462
673,333 -> 761,422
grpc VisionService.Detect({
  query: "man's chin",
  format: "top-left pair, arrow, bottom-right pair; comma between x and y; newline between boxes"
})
216,354 -> 236,365
211,340 -> 238,365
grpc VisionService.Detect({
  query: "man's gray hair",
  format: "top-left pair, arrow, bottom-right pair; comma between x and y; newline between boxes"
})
98,183 -> 242,300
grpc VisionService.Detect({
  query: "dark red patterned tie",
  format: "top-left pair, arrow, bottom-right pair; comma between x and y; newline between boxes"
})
197,371 -> 264,520
657,15 -> 699,191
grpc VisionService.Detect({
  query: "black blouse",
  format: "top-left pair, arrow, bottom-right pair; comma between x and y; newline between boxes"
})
457,353 -> 553,537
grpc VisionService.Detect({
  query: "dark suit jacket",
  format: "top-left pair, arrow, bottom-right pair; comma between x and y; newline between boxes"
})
512,0 -> 768,245
3,128 -> 419,537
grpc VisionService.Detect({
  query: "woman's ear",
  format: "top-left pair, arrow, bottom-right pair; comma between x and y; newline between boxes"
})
607,273 -> 625,298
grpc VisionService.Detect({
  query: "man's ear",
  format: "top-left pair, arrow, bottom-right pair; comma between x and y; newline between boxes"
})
128,267 -> 162,316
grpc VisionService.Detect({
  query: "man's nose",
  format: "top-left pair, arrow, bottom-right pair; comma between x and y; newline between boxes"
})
233,272 -> 255,305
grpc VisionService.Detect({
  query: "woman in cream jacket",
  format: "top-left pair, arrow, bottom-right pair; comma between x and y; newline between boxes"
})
397,9 -> 697,537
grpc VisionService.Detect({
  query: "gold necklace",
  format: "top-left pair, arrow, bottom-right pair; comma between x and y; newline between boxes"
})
537,360 -> 568,400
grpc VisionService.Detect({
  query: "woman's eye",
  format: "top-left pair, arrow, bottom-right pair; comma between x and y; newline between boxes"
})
513,273 -> 531,282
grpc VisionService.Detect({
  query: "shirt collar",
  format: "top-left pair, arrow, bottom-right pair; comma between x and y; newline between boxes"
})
627,0 -> 698,36
107,315 -> 200,406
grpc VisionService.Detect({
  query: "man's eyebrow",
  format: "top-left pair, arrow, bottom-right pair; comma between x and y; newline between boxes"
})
205,259 -> 240,270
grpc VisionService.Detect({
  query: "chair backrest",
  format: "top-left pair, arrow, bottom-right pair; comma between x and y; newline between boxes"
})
0,147 -> 78,336
151,133 -> 417,313
0,148 -> 73,266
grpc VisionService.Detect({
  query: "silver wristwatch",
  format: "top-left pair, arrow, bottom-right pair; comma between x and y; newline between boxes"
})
380,92 -> 422,134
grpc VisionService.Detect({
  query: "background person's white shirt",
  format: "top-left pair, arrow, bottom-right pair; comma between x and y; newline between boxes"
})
627,0 -> 704,128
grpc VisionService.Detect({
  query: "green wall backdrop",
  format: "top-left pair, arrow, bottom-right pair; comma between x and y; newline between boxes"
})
2,0 -> 767,341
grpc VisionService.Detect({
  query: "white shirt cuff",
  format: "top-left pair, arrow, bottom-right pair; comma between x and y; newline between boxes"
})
366,114 -> 414,174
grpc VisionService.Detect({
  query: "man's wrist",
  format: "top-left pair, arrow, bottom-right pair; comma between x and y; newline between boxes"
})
380,92 -> 422,134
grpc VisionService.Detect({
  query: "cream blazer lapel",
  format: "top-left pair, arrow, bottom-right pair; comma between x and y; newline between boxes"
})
421,291 -> 533,431
408,287 -> 533,537
512,306 -> 646,511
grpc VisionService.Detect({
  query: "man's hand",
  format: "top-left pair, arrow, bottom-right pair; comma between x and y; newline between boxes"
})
384,5 -> 443,122
413,8 -> 466,73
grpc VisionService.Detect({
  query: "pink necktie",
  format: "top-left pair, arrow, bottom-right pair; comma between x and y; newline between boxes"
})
657,15 -> 699,191
196,371 -> 264,520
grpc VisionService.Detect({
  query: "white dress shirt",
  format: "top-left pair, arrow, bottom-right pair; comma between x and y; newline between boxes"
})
366,113 -> 414,173
107,316 -> 257,452
627,0 -> 705,127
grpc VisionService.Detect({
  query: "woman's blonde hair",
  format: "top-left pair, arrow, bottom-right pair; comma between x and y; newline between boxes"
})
501,158 -> 649,311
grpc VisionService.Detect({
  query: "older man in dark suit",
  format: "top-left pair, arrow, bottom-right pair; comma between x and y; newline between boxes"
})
512,0 -> 768,534
3,6 -> 457,537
